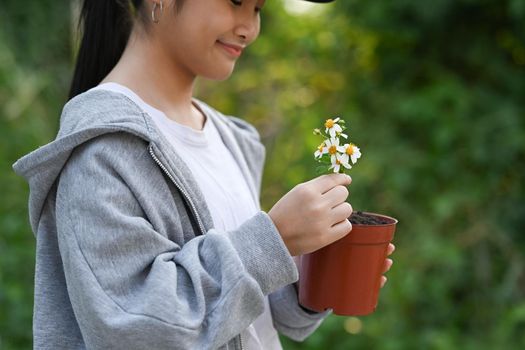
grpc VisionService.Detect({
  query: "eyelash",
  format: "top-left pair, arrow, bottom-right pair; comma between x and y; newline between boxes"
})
230,0 -> 262,13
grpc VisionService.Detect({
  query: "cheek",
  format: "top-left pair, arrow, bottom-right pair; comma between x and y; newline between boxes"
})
159,14 -> 238,78
176,20 -> 217,52
165,20 -> 205,58
254,23 -> 261,41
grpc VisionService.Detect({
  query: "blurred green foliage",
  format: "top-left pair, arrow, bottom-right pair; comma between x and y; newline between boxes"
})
1,0 -> 524,349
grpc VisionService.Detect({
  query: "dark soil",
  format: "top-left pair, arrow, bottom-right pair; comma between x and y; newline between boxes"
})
349,211 -> 391,225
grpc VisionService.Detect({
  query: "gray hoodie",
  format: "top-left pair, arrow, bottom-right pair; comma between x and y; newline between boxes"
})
12,89 -> 329,350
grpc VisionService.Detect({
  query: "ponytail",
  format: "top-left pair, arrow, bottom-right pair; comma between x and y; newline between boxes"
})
68,0 -> 142,100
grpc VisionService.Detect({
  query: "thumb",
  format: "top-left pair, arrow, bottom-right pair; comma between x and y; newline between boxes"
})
312,173 -> 352,193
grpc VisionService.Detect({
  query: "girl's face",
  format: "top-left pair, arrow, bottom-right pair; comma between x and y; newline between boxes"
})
152,0 -> 265,81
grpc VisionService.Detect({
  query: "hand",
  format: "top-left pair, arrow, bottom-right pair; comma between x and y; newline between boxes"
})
380,243 -> 396,288
268,173 -> 353,256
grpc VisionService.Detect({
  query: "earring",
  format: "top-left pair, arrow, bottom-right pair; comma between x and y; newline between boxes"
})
152,0 -> 164,24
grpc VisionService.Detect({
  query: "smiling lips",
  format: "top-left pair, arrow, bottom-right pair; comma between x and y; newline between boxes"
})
217,40 -> 244,58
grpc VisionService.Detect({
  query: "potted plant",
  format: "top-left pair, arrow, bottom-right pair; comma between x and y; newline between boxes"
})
298,117 -> 398,316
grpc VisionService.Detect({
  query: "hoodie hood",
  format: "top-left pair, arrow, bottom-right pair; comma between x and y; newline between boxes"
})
13,90 -> 155,235
13,88 -> 265,236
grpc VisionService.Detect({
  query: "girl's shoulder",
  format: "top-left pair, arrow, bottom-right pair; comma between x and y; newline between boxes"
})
58,89 -> 152,140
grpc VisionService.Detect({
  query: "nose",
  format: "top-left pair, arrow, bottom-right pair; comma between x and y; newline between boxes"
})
233,9 -> 260,44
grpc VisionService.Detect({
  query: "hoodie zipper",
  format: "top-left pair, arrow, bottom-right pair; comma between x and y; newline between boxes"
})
148,145 -> 244,350
148,145 -> 206,236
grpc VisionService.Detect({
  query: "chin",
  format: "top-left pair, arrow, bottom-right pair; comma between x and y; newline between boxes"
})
201,65 -> 236,81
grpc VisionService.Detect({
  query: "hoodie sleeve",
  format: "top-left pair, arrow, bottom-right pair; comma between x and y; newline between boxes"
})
223,114 -> 332,339
54,133 -> 298,349
269,284 -> 331,342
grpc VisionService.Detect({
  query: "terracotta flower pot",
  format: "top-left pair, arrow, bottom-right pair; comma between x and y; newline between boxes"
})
298,212 -> 397,316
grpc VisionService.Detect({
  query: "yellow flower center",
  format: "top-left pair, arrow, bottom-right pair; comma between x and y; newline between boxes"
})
329,145 -> 337,155
317,143 -> 325,152
325,119 -> 335,128
346,145 -> 354,156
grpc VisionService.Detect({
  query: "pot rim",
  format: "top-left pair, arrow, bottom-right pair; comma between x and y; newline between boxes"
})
350,211 -> 398,227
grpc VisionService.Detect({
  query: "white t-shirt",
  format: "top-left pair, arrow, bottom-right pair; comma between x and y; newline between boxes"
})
91,83 -> 282,350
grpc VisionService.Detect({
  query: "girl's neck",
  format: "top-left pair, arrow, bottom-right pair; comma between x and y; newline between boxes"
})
101,30 -> 205,130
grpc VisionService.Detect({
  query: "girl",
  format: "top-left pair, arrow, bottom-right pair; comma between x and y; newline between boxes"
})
13,0 -> 394,349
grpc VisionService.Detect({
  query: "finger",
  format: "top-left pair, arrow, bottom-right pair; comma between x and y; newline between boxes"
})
382,258 -> 393,274
312,173 -> 352,194
330,201 -> 353,223
380,276 -> 387,288
322,185 -> 350,208
387,243 -> 396,256
326,219 -> 352,243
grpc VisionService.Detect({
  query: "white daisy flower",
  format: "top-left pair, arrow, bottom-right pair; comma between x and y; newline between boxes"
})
313,117 -> 360,174
329,152 -> 352,173
314,141 -> 327,159
324,117 -> 343,138
324,137 -> 346,164
341,143 -> 362,165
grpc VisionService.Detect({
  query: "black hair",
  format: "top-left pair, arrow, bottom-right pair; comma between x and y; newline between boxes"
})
68,0 -> 144,100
